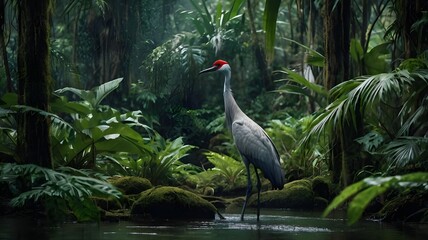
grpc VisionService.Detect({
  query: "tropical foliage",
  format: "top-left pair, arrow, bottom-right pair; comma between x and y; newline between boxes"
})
266,116 -> 328,180
0,79 -> 195,221
323,172 -> 428,225
203,151 -> 245,188
304,67 -> 428,171
1,163 -> 121,222
0,0 -> 427,225
308,65 -> 428,223
99,136 -> 195,185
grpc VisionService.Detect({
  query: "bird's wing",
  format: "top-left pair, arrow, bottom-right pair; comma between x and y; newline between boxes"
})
232,117 -> 284,188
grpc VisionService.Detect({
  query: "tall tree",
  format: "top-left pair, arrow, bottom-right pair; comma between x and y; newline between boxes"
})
0,0 -> 12,92
83,0 -> 140,100
323,0 -> 350,90
247,0 -> 273,90
394,0 -> 428,61
323,0 -> 356,187
17,0 -> 53,168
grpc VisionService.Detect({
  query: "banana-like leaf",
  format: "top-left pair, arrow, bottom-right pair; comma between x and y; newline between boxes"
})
363,43 -> 390,74
55,78 -> 123,109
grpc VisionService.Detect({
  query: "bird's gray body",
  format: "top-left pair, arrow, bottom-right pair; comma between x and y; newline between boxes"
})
200,60 -> 285,221
224,88 -> 284,189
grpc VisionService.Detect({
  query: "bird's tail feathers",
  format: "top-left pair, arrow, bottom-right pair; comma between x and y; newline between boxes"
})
268,166 -> 285,190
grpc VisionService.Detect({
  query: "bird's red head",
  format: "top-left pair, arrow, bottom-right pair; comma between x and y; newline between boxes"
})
212,60 -> 229,70
199,59 -> 229,75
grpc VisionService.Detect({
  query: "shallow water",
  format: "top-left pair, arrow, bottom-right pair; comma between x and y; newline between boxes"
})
1,210 -> 427,240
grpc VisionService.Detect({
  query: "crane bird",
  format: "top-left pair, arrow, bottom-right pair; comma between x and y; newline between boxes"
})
199,60 -> 285,221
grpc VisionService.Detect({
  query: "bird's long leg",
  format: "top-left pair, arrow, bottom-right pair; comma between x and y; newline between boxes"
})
254,166 -> 261,221
240,161 -> 252,221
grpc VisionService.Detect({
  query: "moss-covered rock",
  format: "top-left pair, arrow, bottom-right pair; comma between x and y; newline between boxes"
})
94,196 -> 123,211
109,176 -> 153,195
311,176 -> 331,200
131,186 -> 217,220
285,179 -> 312,189
248,179 -> 314,209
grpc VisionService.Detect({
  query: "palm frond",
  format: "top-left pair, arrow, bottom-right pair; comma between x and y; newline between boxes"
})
382,137 -> 428,167
303,69 -> 428,147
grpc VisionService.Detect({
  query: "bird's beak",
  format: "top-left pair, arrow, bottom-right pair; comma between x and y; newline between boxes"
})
199,66 -> 217,75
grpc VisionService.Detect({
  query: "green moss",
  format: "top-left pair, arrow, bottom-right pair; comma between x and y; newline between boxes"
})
131,186 -> 217,220
311,176 -> 331,199
109,176 -> 153,195
284,179 -> 312,189
94,196 -> 122,211
248,179 -> 315,209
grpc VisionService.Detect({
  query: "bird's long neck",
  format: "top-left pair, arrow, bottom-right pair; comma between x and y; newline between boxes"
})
223,70 -> 243,130
223,69 -> 231,93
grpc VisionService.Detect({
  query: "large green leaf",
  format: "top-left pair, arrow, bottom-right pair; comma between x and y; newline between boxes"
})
322,180 -> 366,218
347,185 -> 388,225
0,93 -> 18,106
323,172 -> 428,225
363,43 -> 390,74
55,78 -> 123,109
51,96 -> 92,115
263,0 -> 281,63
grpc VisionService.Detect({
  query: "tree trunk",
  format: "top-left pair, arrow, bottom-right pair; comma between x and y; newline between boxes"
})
85,0 -> 140,103
247,0 -> 273,91
0,0 -> 12,92
323,0 -> 350,90
17,0 -> 53,168
323,0 -> 352,186
396,0 -> 428,60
